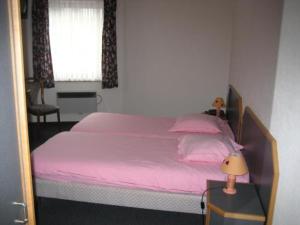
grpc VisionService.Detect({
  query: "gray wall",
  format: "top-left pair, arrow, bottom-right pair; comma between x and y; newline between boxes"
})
123,0 -> 234,116
270,1 -> 300,224
229,0 -> 283,127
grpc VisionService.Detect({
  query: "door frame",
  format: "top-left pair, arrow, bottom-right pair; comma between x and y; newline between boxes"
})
7,0 -> 36,224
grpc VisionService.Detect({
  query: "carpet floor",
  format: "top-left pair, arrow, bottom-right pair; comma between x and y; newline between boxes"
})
29,122 -> 203,225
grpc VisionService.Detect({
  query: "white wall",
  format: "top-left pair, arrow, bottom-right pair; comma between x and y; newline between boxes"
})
270,1 -> 300,224
229,0 -> 283,127
123,0 -> 234,116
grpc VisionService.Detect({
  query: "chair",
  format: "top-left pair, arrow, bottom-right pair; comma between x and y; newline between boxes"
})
26,78 -> 60,128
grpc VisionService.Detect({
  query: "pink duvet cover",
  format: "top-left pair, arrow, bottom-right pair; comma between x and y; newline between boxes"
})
71,112 -> 234,140
32,132 -> 248,194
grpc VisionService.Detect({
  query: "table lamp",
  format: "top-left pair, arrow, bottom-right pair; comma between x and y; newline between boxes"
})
221,152 -> 248,195
212,97 -> 225,117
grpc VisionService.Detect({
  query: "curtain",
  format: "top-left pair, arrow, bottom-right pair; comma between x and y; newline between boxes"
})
48,0 -> 103,81
102,0 -> 118,89
32,0 -> 55,88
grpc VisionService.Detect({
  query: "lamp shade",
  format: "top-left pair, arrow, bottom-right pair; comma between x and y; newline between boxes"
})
221,153 -> 248,176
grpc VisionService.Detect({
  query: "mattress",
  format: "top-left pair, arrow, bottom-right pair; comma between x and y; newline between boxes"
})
71,112 -> 234,140
31,132 -> 248,195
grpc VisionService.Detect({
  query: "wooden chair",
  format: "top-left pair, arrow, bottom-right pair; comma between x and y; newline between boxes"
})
26,78 -> 60,128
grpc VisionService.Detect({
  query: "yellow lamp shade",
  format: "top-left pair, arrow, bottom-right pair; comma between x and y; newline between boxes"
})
221,153 -> 248,176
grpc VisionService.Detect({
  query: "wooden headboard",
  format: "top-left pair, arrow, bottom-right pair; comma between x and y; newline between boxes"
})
241,107 -> 279,225
226,85 -> 243,143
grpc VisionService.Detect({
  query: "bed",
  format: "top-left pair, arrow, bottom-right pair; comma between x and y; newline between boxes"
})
32,106 -> 278,221
33,87 -> 251,214
32,85 -> 279,222
32,85 -> 246,215
71,85 -> 242,142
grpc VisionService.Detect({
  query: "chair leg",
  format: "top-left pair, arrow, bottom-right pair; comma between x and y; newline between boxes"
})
43,115 -> 46,123
36,115 -> 40,138
57,110 -> 61,131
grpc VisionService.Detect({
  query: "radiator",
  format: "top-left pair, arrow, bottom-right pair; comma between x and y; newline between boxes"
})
57,92 -> 97,114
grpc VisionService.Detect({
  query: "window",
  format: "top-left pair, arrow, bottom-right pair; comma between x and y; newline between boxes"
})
49,0 -> 103,81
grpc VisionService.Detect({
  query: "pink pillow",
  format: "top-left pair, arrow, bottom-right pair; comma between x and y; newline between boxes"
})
169,114 -> 223,134
178,134 -> 243,163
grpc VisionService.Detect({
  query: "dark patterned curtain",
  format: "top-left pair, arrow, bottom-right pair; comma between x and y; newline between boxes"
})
32,0 -> 55,88
102,0 -> 118,89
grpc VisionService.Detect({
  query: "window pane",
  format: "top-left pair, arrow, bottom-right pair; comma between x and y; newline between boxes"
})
49,0 -> 103,81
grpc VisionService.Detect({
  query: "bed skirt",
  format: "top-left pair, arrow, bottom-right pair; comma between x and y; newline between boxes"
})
34,178 -> 203,214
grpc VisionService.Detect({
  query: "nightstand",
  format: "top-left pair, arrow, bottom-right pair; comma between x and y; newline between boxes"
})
205,180 -> 265,225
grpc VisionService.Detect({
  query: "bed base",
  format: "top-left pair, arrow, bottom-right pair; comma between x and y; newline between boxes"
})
35,178 -> 203,214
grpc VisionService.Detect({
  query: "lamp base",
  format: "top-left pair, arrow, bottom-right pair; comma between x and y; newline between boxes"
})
223,187 -> 237,195
223,174 -> 237,195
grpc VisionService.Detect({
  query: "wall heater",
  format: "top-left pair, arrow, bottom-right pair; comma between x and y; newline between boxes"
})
57,92 -> 97,114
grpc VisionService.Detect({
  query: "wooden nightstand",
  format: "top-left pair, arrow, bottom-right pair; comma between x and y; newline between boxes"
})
205,180 -> 265,225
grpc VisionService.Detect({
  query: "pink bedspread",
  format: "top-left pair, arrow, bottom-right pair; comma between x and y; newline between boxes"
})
71,112 -> 234,140
32,132 -> 248,194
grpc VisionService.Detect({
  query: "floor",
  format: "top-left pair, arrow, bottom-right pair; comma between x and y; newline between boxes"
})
29,122 -> 203,225
28,122 -> 75,150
